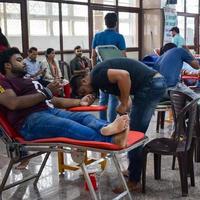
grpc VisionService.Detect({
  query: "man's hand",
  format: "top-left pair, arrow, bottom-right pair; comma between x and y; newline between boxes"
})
47,80 -> 62,95
41,68 -> 47,76
80,94 -> 96,106
117,96 -> 132,115
116,103 -> 129,115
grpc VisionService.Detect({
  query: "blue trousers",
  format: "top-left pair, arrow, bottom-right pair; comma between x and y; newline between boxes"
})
20,108 -> 111,143
128,76 -> 166,182
99,91 -> 119,122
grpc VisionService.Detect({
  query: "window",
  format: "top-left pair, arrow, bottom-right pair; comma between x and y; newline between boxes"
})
186,17 -> 195,45
6,3 -> 20,14
93,10 -> 108,34
74,5 -> 87,17
0,3 -> 22,50
62,21 -> 70,36
28,1 -> 46,15
177,16 -> 185,36
186,0 -> 198,14
176,0 -> 200,53
119,12 -> 138,47
28,1 -> 60,51
7,19 -> 22,36
176,0 -> 184,12
62,0 -> 88,2
62,4 -> 89,49
1,0 -> 141,55
74,21 -> 88,35
91,0 -> 116,5
29,20 -> 47,36
53,21 -> 59,36
118,0 -> 139,7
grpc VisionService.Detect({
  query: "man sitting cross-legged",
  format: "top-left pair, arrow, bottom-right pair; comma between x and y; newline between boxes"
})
0,48 -> 130,165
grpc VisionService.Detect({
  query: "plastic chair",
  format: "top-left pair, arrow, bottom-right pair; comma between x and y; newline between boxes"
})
95,45 -> 124,61
156,100 -> 172,133
58,105 -> 108,173
142,90 -> 199,196
193,101 -> 200,163
59,60 -> 72,80
0,112 -> 147,200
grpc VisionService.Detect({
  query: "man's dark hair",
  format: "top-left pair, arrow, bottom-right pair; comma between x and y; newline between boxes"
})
74,45 -> 81,51
28,47 -> 37,53
0,47 -> 21,75
170,26 -> 180,34
105,12 -> 117,28
160,43 -> 177,55
70,74 -> 85,97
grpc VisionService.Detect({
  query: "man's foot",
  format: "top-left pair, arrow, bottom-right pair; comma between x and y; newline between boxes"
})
101,115 -> 129,136
112,180 -> 142,194
112,126 -> 129,148
15,159 -> 30,170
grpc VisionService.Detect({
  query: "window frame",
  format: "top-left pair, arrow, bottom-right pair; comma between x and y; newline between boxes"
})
176,0 -> 200,53
0,0 -> 142,59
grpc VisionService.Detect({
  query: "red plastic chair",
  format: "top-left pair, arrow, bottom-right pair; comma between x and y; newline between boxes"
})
0,112 -> 147,200
58,105 -> 108,173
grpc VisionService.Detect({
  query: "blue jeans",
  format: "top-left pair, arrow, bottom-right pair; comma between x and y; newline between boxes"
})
164,82 -> 200,100
99,91 -> 119,122
20,108 -> 112,143
128,76 -> 166,183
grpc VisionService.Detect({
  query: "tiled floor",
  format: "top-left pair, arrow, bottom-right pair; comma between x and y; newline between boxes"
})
1,114 -> 200,200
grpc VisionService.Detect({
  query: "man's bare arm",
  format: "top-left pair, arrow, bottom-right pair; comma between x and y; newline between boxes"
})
0,89 -> 46,110
107,69 -> 131,113
51,97 -> 81,108
51,94 -> 95,108
189,60 -> 200,70
91,49 -> 97,67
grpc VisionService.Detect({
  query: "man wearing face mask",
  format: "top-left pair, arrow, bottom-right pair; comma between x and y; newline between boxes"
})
70,45 -> 91,76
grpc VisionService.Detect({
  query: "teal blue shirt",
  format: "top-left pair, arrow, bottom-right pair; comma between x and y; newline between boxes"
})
172,34 -> 185,47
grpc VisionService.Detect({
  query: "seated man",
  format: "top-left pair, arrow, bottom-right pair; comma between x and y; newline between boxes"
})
0,71 -> 29,170
23,47 -> 47,85
70,45 -> 91,76
70,57 -> 166,191
0,48 -> 129,154
155,43 -> 200,99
